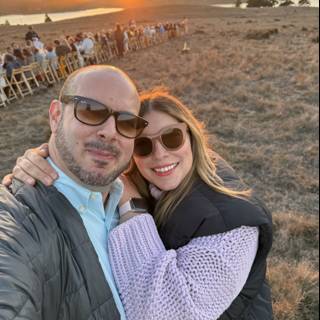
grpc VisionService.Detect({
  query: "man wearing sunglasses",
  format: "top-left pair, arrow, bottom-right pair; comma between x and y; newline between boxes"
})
0,65 -> 148,320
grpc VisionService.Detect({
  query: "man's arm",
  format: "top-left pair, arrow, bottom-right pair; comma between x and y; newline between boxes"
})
0,207 -> 42,320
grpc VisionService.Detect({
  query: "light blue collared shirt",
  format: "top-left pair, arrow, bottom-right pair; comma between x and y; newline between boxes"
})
48,158 -> 126,320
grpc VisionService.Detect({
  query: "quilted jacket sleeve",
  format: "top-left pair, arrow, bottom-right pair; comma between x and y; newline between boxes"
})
0,195 -> 42,320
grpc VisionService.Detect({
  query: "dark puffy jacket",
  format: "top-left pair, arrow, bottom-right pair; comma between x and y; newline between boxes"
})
158,155 -> 274,320
0,181 -> 120,320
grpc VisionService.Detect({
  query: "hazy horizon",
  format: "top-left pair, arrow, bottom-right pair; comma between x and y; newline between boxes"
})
0,0 -> 215,16
0,0 -> 318,16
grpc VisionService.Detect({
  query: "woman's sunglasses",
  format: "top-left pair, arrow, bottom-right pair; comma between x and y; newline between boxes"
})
60,95 -> 149,139
134,123 -> 188,157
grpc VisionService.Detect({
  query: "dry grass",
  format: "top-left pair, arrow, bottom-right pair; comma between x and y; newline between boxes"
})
269,211 -> 319,319
269,260 -> 318,319
245,28 -> 279,40
0,5 -> 319,320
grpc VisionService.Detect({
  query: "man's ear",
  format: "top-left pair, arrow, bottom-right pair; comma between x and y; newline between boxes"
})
49,100 -> 63,134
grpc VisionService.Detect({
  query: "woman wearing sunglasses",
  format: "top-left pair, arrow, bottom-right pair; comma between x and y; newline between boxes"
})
4,90 -> 273,320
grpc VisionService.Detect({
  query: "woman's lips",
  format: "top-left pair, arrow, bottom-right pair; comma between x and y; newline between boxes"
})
152,163 -> 179,177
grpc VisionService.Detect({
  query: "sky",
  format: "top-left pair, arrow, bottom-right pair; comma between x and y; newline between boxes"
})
0,0 -> 317,15
0,1 -> 212,16
0,0 -> 149,15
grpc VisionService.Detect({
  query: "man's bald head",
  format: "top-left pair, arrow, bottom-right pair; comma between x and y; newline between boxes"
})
59,65 -> 140,112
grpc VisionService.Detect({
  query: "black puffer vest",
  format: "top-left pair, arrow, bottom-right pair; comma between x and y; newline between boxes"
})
158,157 -> 273,320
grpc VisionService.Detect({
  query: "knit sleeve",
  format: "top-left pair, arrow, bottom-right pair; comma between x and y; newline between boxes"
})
108,214 -> 259,320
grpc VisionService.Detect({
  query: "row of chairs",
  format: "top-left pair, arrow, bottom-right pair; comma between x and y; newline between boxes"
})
0,61 -> 57,107
0,52 -> 84,107
0,31 -> 183,108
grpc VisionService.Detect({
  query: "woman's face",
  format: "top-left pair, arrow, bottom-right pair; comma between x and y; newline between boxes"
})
133,110 -> 194,191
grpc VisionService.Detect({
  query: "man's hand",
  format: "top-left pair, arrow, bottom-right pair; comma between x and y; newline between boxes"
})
2,174 -> 13,187
1,143 -> 58,187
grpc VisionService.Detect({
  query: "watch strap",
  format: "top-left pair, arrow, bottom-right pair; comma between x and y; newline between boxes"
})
119,201 -> 132,217
119,198 -> 148,217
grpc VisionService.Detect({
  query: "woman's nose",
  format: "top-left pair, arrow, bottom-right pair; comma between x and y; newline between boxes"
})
152,139 -> 169,160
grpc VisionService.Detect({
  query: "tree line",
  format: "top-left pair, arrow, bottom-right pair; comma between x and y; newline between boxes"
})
235,0 -> 311,7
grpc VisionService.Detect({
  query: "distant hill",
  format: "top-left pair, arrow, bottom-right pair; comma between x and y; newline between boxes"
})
0,0 -> 218,15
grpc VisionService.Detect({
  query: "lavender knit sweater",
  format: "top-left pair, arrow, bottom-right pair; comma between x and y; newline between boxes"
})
108,214 -> 259,320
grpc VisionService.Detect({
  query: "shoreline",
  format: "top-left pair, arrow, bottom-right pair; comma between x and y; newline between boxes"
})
0,4 -> 318,21
0,0 -> 318,18
0,7 -> 124,18
0,8 -> 124,26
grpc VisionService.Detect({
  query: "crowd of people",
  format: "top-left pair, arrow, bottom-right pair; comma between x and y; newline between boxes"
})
0,19 -> 189,88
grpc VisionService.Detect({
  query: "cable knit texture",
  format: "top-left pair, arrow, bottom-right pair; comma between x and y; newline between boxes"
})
108,214 -> 259,320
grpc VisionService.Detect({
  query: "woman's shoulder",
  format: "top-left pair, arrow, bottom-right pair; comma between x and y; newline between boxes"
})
159,154 -> 272,249
192,178 -> 271,232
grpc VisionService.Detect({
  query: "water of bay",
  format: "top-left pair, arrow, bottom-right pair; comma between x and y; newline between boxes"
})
0,8 -> 123,26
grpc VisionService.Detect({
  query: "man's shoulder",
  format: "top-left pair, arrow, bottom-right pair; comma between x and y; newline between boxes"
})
0,184 -> 45,256
0,181 -> 72,259
0,183 -> 64,286
0,182 -> 26,214
0,180 -> 59,229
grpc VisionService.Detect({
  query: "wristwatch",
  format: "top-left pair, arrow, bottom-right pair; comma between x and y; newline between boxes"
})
119,198 -> 148,217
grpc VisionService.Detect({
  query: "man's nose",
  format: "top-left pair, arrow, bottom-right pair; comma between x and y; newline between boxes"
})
96,116 -> 118,139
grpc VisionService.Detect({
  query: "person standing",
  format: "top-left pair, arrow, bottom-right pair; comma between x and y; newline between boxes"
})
182,16 -> 189,35
114,24 -> 125,58
25,26 -> 40,42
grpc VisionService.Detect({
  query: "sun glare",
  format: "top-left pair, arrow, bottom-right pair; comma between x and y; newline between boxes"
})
120,0 -> 146,7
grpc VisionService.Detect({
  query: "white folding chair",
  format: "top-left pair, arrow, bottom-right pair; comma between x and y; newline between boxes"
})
0,86 -> 8,107
0,70 -> 18,104
39,60 -> 56,85
23,63 -> 40,91
10,68 -> 33,98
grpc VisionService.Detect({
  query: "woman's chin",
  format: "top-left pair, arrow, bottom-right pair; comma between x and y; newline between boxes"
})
154,181 -> 180,192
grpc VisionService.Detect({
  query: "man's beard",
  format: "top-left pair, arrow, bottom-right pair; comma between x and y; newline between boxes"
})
55,123 -> 129,188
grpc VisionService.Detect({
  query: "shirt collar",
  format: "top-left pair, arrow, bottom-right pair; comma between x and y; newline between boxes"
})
48,157 -> 124,214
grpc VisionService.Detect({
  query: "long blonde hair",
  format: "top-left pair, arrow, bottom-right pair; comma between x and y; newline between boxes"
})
126,89 -> 251,226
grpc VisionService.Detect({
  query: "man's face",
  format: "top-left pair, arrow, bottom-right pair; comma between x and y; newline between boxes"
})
50,71 -> 140,189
